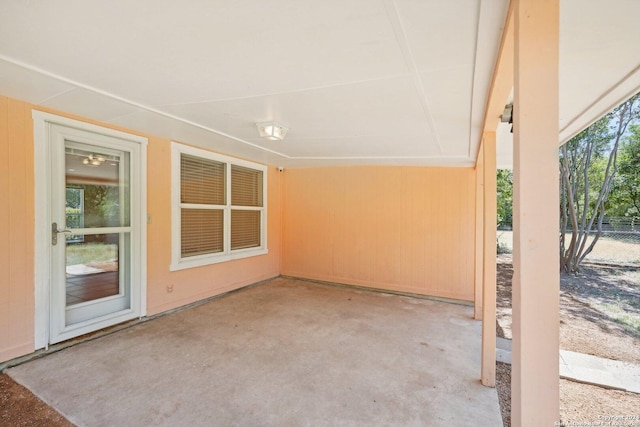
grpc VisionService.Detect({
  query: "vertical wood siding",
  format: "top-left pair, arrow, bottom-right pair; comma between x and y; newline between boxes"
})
282,166 -> 477,301
0,96 -> 35,361
0,95 -> 282,362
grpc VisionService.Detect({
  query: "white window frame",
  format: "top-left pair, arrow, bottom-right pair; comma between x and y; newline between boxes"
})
170,142 -> 268,271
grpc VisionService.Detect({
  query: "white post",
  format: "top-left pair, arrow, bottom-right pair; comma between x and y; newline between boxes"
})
481,132 -> 497,387
512,0 -> 560,425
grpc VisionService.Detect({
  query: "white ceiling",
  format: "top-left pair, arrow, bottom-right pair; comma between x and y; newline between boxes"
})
0,1 -> 638,168
497,0 -> 640,168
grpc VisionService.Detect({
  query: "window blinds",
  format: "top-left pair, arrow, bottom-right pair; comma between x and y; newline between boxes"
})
181,154 -> 225,205
181,209 -> 223,256
179,153 -> 263,258
230,165 -> 263,250
180,154 -> 225,257
231,165 -> 263,207
230,210 -> 261,250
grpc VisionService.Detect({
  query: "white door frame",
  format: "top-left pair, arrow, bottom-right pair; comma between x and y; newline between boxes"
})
33,110 -> 147,349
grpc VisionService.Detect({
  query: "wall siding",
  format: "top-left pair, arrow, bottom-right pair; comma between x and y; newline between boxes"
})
0,96 -> 35,361
282,166 -> 476,301
145,140 -> 282,316
0,92 -> 475,362
0,95 -> 281,362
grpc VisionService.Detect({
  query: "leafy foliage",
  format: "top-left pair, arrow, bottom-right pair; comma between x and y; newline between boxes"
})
496,169 -> 513,228
609,124 -> 640,217
559,93 -> 640,273
65,184 -> 121,245
84,185 -> 120,227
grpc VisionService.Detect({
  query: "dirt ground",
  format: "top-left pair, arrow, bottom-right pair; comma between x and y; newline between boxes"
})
496,254 -> 640,426
497,255 -> 639,363
497,231 -> 640,265
0,373 -> 72,426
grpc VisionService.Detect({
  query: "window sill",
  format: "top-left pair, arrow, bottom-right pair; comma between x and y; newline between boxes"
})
169,248 -> 268,271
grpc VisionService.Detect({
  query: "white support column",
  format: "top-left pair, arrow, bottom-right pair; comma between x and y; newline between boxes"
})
512,0 -> 560,425
481,132 -> 497,387
474,144 -> 484,321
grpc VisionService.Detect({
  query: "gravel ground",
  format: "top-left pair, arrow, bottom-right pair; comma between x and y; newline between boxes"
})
496,363 -> 640,427
0,373 -> 72,426
495,254 -> 640,426
496,362 -> 512,427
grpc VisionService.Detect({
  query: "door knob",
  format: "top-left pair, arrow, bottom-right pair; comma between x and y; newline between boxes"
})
52,222 -> 71,246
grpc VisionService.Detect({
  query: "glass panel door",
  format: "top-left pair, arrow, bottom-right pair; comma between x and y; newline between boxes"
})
62,142 -> 131,325
49,122 -> 142,344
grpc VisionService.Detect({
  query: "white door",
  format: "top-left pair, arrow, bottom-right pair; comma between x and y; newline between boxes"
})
48,123 -> 144,344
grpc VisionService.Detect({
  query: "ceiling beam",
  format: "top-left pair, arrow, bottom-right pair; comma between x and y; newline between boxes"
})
476,1 -> 514,166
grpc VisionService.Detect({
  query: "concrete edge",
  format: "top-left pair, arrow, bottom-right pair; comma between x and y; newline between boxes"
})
2,274 -> 471,372
0,275 -> 280,372
495,338 -> 638,394
558,375 -> 628,392
281,275 -> 475,308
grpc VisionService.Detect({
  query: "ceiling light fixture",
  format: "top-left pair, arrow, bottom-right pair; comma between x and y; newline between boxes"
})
256,121 -> 288,141
501,103 -> 514,133
82,153 -> 106,167
500,103 -> 513,123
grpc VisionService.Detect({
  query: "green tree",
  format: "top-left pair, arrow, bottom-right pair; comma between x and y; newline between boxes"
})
497,169 -> 513,228
610,124 -> 640,217
85,185 -> 120,227
559,93 -> 640,273
66,187 -> 83,210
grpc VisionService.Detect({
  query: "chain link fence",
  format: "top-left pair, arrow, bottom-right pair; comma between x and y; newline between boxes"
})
497,217 -> 640,265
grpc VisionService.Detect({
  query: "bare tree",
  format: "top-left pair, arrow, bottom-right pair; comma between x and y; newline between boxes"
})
559,93 -> 640,273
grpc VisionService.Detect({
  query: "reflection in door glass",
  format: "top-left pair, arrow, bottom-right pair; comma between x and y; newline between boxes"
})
64,141 -> 130,308
65,145 -> 130,228
65,188 -> 84,242
65,233 -> 120,306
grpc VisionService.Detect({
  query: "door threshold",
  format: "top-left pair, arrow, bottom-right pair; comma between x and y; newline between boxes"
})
0,318 -> 141,372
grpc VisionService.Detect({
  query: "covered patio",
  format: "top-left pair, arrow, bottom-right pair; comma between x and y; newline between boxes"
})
1,1 -> 640,425
7,278 -> 501,426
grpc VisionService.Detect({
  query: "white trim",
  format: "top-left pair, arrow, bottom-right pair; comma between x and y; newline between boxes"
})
33,112 -> 51,350
170,142 -> 268,271
0,54 -> 287,159
33,111 -> 147,144
63,227 -> 132,235
138,138 -> 148,318
0,56 -> 488,167
32,110 -> 147,349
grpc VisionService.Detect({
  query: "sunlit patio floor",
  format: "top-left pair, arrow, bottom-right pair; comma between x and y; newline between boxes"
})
7,277 -> 501,426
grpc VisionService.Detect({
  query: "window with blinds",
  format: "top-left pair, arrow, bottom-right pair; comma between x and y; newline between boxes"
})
180,154 -> 225,258
181,154 -> 225,205
171,142 -> 267,270
230,165 -> 263,250
181,209 -> 223,256
231,210 -> 261,250
231,165 -> 263,207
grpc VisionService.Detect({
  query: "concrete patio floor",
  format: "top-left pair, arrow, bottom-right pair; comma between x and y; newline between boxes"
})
7,278 -> 502,426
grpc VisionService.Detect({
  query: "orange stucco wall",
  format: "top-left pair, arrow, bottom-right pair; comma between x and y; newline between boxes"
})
0,94 -> 281,362
281,166 -> 477,301
0,93 -> 477,363
0,96 -> 35,361
145,140 -> 282,316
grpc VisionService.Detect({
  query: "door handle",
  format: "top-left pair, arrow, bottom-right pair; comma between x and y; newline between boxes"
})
52,222 -> 72,246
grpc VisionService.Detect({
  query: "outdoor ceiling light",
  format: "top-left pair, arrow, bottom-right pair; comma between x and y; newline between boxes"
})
501,103 -> 513,123
82,153 -> 106,167
256,121 -> 288,141
501,103 -> 514,133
